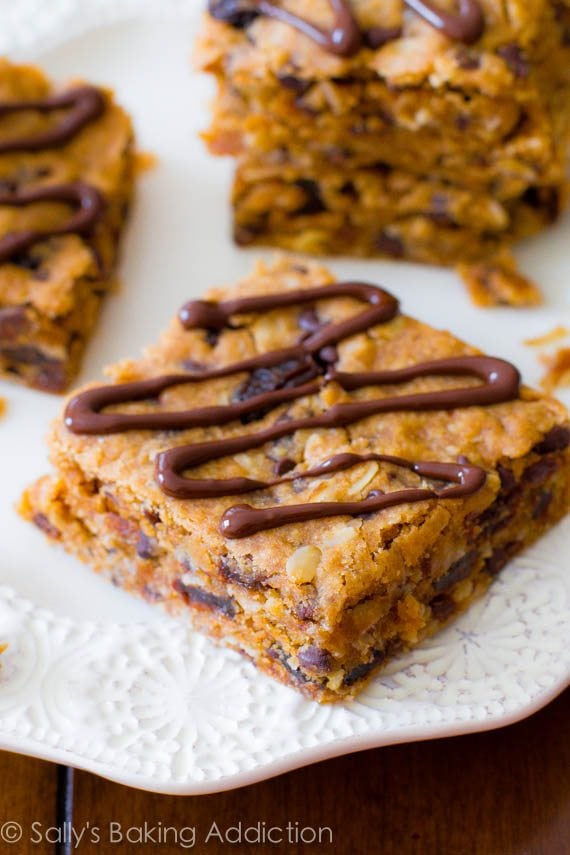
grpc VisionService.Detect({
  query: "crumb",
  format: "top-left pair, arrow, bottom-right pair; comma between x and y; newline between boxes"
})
540,348 -> 570,392
524,326 -> 569,347
134,150 -> 158,173
458,253 -> 543,308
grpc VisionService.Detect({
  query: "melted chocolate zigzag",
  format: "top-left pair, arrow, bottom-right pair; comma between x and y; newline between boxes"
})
0,85 -> 107,263
208,0 -> 485,55
65,282 -> 520,538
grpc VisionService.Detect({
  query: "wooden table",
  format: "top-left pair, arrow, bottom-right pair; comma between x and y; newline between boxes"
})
2,687 -> 568,854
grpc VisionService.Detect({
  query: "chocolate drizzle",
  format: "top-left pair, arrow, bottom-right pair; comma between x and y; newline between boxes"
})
0,85 -> 107,264
209,0 -> 362,56
65,281 -> 521,538
0,182 -> 105,264
219,457 -> 487,538
0,85 -> 105,153
208,0 -> 485,54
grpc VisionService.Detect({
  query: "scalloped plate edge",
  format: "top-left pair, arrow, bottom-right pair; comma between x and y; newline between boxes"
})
1,676 -> 568,795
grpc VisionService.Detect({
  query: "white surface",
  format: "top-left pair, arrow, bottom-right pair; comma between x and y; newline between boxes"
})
0,8 -> 569,794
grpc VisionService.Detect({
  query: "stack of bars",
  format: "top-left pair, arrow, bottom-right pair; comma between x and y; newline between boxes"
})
197,0 -> 570,304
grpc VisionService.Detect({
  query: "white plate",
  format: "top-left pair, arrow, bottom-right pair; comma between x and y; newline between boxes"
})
0,4 -> 569,795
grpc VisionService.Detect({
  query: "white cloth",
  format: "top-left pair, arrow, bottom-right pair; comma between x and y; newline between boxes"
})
0,0 -> 196,57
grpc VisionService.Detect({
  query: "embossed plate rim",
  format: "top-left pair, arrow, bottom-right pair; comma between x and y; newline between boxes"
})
0,4 -> 569,795
0,672 -> 568,796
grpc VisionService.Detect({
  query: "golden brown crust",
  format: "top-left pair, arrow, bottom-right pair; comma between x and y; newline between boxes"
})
20,258 -> 570,700
0,58 -> 135,392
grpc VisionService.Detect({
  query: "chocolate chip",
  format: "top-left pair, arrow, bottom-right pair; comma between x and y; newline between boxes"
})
205,328 -> 220,347
429,193 -> 456,227
483,542 -> 519,576
35,362 -> 67,393
1,344 -> 51,365
298,646 -> 333,673
375,231 -> 404,259
298,306 -> 323,334
555,2 -> 570,35
319,147 -> 344,168
497,44 -> 529,78
266,436 -> 294,469
479,506 -> 515,536
278,75 -> 311,96
219,556 -> 266,590
274,458 -> 296,477
32,512 -> 60,540
108,512 -> 138,541
0,178 -> 18,193
456,48 -> 481,70
295,600 -> 316,621
232,357 -> 321,424
434,550 -> 478,593
497,464 -> 517,493
0,307 -> 28,340
293,97 -> 319,117
455,114 -> 471,131
207,0 -> 259,28
9,251 -> 43,271
343,649 -> 385,687
1,345 -> 67,392
294,179 -> 326,216
533,490 -> 553,520
234,362 -> 293,398
34,166 -> 53,179
521,187 -> 561,223
430,595 -> 456,622
174,579 -> 237,618
136,531 -> 157,560
371,161 -> 391,176
339,180 -> 357,198
532,426 -> 570,455
431,195 -> 448,213
522,458 -> 557,486
330,76 -> 358,86
520,188 -> 543,211
356,490 -> 386,520
233,225 -> 260,245
317,345 -> 338,366
268,645 -> 310,684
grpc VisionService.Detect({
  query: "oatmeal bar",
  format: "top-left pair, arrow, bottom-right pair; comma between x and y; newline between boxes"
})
20,258 -> 570,701
0,59 -> 135,392
232,159 -> 558,268
197,1 -> 570,300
